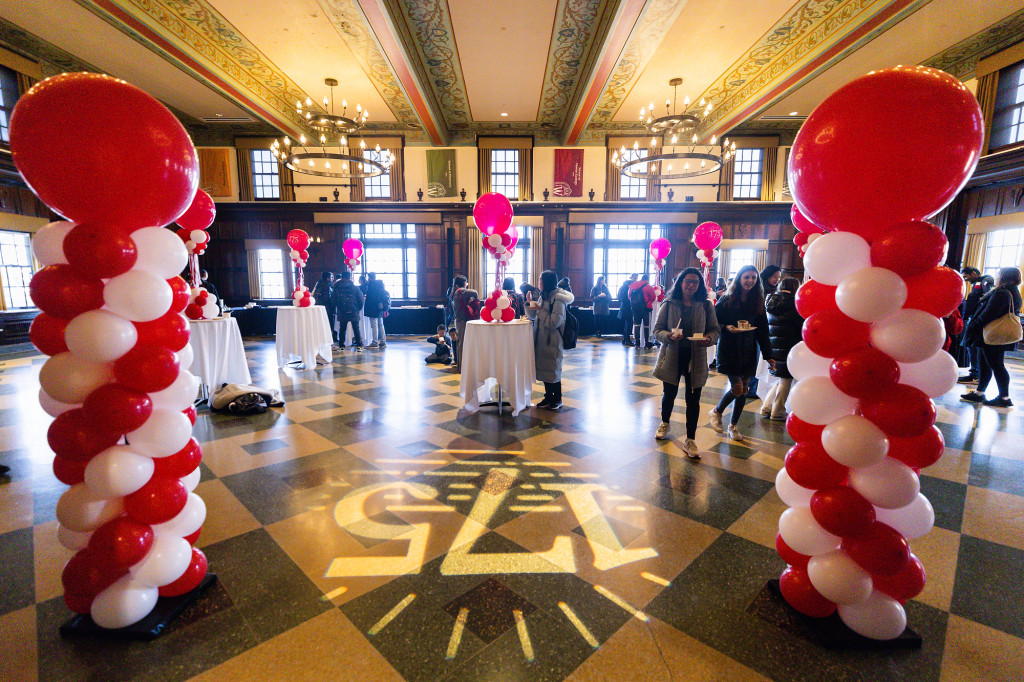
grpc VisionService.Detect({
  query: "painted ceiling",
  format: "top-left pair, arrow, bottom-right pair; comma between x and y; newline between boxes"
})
0,0 -> 1021,146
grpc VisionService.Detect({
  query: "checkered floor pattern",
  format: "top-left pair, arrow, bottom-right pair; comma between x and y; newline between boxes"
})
1,337 -> 1022,681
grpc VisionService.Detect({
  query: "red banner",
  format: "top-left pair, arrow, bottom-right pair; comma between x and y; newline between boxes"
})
553,149 -> 583,197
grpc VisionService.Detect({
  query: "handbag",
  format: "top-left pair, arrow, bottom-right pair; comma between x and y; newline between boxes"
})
982,293 -> 1023,345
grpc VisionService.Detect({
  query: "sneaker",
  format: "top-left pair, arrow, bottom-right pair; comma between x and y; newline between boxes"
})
645,343 -> 656,349
379,342 -> 387,348
770,413 -> 787,421
708,409 -> 724,433
355,347 -> 364,353
744,393 -> 760,402
546,400 -> 563,410
957,376 -> 979,384
759,409 -> 771,418
684,439 -> 701,461
536,397 -> 554,409
982,397 -> 1013,408
656,422 -> 670,440
726,424 -> 744,442
960,391 -> 984,403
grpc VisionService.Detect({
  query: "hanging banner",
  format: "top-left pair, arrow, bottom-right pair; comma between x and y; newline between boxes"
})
426,149 -> 456,198
553,148 -> 583,197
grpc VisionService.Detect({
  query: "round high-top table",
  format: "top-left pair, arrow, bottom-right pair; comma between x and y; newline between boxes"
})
188,316 -> 252,392
276,305 -> 333,368
459,319 -> 536,416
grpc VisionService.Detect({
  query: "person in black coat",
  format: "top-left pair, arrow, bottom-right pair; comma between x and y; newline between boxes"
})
958,268 -> 989,383
709,265 -> 774,442
617,273 -> 638,345
502,276 -> 525,318
961,267 -> 1022,408
363,273 -> 391,347
591,276 -> 612,337
312,271 -> 336,342
760,277 -> 803,420
331,270 -> 364,350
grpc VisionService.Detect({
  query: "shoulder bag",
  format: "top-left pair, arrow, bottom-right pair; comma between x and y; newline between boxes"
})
982,292 -> 1023,345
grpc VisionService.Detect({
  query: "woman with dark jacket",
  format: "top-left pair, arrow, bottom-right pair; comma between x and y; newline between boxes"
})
709,265 -> 774,441
591,276 -> 612,337
502,276 -> 525,318
528,270 -> 574,409
760,277 -> 803,420
653,268 -> 721,459
617,275 -> 637,345
363,273 -> 391,348
961,267 -> 1022,408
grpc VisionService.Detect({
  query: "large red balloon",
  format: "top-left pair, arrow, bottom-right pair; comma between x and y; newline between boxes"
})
158,547 -> 208,597
88,518 -> 154,569
62,549 -> 127,613
903,266 -> 964,318
693,222 -> 723,251
82,384 -> 154,434
9,73 -> 199,228
869,221 -> 947,277
784,441 -> 848,489
153,438 -> 202,478
776,534 -> 810,570
114,344 -> 180,393
829,347 -> 901,399
53,455 -> 88,485
47,409 -> 121,462
63,224 -> 138,278
473,192 -> 514,235
29,265 -> 105,319
887,426 -> 944,469
873,554 -> 926,602
786,414 -> 825,443
780,566 -> 836,618
176,189 -> 215,231
30,313 -> 70,356
286,229 -> 310,250
124,476 -> 188,524
843,522 -> 911,576
802,309 -> 870,357
810,486 -> 876,537
789,66 -> 983,239
860,384 -> 936,438
790,205 -> 826,235
794,280 -> 837,318
134,311 -> 190,351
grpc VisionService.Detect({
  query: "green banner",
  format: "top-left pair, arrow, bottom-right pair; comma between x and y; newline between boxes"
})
426,149 -> 456,198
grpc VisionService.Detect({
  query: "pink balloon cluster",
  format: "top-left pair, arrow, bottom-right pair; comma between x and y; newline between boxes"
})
343,238 -> 363,270
480,289 -> 516,323
287,229 -> 310,269
474,193 -> 517,289
13,73 -> 208,629
777,65 -> 983,640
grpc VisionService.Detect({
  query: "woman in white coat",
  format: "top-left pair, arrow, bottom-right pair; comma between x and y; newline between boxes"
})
528,270 -> 574,410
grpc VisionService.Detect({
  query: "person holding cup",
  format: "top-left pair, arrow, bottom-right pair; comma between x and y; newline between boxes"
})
709,265 -> 774,442
652,268 -> 720,459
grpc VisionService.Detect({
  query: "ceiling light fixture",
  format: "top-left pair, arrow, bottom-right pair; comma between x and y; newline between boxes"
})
269,77 -> 390,179
500,112 -> 508,117
788,111 -> 799,116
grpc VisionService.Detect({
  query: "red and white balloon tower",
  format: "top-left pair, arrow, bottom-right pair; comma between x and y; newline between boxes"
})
776,66 -> 984,640
175,189 -> 219,320
474,192 -> 519,323
692,222 -> 722,291
12,73 -> 209,630
288,229 -> 314,307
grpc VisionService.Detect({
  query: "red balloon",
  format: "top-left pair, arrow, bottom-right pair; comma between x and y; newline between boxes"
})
158,547 -> 207,597
860,384 -> 936,438
114,344 -> 180,393
780,567 -> 836,618
791,204 -> 825,234
789,66 -> 983,239
887,426 -> 944,469
176,189 -> 215,231
873,555 -> 926,602
168,277 -> 190,313
869,220 -> 947,277
473,192 -> 514,235
299,249 -> 309,261
30,313 -> 69,356
185,303 -> 203,319
776,534 -> 810,570
183,405 -> 197,425
843,522 -> 911,576
693,222 -> 723,251
62,549 -> 127,613
134,310 -> 190,351
88,517 -> 154,569
286,229 -> 310,250
53,455 -> 88,485
82,384 -> 154,434
62,224 -> 138,278
802,309 -> 870,357
124,475 -> 188,524
9,72 -> 199,228
500,306 -> 515,322
47,409 -> 121,462
793,232 -> 809,247
784,441 -> 848,489
810,486 -> 876,537
829,347 -> 901,399
183,527 -> 202,545
480,306 -> 493,322
903,266 -> 964,318
29,265 -> 104,319
153,438 -> 201,478
794,280 -> 838,318
786,414 -> 824,443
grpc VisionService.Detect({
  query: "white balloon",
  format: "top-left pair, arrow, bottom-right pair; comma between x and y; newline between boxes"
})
55,484 -> 125,532
201,302 -> 220,319
806,233 -> 821,245
154,493 -> 206,537
838,591 -> 907,640
58,524 -> 91,551
129,535 -> 192,587
33,221 -> 75,265
84,446 -> 155,497
104,270 -> 173,322
898,351 -> 959,398
185,240 -> 196,251
176,343 -> 194,372
821,415 -> 889,468
149,370 -> 198,411
778,506 -> 842,556
181,466 -> 202,492
775,468 -> 815,507
787,342 -> 833,379
874,494 -> 935,540
189,230 -> 208,244
789,376 -> 858,425
130,227 -> 188,279
39,352 -> 112,404
290,249 -> 300,259
292,290 -> 304,300
128,410 -> 192,458
39,389 -> 80,418
90,575 -> 159,629
835,267 -> 907,323
803,232 -> 871,286
495,296 -> 510,310
850,458 -> 920,509
487,234 -> 502,247
64,310 -> 138,363
494,245 -> 507,255
870,309 -> 944,363
807,550 -> 873,605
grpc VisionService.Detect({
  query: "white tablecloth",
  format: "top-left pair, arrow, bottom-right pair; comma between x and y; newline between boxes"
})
188,317 -> 251,390
340,315 -> 374,346
460,319 -> 536,416
276,305 -> 333,368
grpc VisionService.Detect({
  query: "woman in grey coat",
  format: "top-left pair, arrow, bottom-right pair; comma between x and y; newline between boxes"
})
653,268 -> 721,459
528,270 -> 574,410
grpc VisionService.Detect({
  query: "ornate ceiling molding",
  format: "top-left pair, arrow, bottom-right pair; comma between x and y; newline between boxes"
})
921,8 -> 1024,81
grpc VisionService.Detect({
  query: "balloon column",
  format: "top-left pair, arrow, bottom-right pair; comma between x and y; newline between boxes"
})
12,73 -> 209,630
473,192 -> 518,323
693,221 -> 723,290
343,238 -> 364,271
777,66 -> 983,641
286,229 -> 313,307
175,189 -> 219,320
649,238 -> 671,301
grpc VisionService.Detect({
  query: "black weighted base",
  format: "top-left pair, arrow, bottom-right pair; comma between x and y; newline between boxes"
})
748,580 -> 922,650
59,573 -> 217,642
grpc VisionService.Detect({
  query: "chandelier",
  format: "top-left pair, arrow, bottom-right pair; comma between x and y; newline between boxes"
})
612,77 -> 735,181
269,78 -> 391,179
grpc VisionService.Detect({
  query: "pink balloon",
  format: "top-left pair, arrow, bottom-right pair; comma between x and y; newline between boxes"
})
506,225 -> 519,251
473,192 -> 513,236
342,238 -> 363,259
650,238 -> 671,260
693,222 -> 722,251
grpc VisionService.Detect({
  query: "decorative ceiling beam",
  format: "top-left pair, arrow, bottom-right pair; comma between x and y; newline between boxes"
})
921,7 -> 1024,81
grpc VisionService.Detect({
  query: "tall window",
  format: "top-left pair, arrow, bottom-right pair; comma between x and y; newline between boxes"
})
732,148 -> 763,199
619,148 -> 648,200
991,60 -> 1024,149
482,227 -> 531,292
250,149 -> 280,200
257,249 -> 287,298
1,231 -> 33,308
728,249 -> 756,278
349,224 -> 417,298
490,149 -> 519,198
0,66 -> 18,143
983,227 -> 1024,280
363,149 -> 391,199
593,224 -> 665,292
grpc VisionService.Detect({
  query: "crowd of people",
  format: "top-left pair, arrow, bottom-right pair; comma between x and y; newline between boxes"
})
312,270 -> 393,351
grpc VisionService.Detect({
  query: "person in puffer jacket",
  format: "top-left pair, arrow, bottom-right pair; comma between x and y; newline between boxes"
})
528,270 -> 574,410
760,277 -> 803,420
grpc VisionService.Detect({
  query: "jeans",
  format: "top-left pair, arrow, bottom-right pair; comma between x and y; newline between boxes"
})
542,381 -> 562,402
978,345 -> 1010,397
716,374 -> 752,425
661,348 -> 700,438
339,316 -> 362,346
370,317 -> 386,344
633,310 -> 651,346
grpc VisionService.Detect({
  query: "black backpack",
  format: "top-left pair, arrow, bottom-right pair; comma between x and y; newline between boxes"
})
550,299 -> 578,350
629,284 -> 647,309
335,283 -> 359,315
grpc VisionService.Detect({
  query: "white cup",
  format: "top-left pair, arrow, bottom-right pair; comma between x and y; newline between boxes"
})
737,320 -> 750,330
